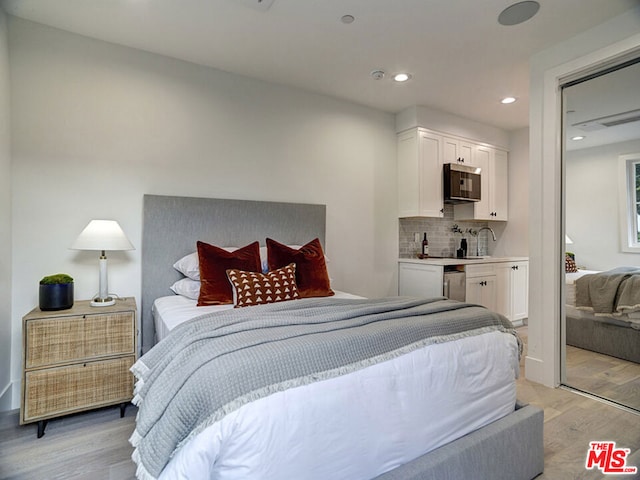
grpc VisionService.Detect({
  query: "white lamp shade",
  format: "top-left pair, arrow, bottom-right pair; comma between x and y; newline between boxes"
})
71,220 -> 134,251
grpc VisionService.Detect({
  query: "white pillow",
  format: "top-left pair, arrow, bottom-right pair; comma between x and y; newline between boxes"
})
170,277 -> 201,300
173,247 -> 243,280
173,252 -> 201,280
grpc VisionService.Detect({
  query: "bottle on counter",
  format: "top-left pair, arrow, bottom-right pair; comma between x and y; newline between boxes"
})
460,238 -> 467,257
422,232 -> 429,256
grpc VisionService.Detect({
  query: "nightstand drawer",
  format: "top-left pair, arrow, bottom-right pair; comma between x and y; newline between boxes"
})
25,311 -> 135,368
22,355 -> 135,422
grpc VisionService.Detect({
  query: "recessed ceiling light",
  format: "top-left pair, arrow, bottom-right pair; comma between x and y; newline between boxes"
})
571,136 -> 585,141
341,14 -> 355,24
501,97 -> 517,104
498,1 -> 540,26
393,73 -> 411,82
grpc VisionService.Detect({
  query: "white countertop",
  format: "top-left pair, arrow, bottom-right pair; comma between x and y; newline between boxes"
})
398,256 -> 528,266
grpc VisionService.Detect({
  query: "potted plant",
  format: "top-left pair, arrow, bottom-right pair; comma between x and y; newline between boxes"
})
39,273 -> 74,311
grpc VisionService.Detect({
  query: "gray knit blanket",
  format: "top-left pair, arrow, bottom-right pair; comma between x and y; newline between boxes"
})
576,267 -> 640,315
129,296 -> 515,480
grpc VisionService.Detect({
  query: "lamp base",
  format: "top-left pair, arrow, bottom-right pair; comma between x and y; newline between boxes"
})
91,296 -> 116,307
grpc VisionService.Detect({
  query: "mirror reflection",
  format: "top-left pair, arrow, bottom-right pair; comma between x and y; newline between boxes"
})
562,60 -> 640,412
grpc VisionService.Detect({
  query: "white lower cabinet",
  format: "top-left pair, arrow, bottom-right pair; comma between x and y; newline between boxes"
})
495,261 -> 529,322
398,263 -> 443,298
465,264 -> 497,311
398,260 -> 528,323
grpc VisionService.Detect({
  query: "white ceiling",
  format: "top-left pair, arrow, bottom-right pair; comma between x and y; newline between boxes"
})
1,0 -> 639,131
564,61 -> 640,151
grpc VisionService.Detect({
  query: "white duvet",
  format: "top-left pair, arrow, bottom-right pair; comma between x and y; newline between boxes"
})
148,296 -> 519,480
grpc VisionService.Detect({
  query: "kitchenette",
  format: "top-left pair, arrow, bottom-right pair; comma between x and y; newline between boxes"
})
396,114 -> 528,325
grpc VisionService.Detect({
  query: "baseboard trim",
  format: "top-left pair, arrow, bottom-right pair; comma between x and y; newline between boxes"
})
0,381 -> 13,412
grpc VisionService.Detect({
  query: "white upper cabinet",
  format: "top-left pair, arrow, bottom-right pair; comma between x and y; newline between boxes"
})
398,128 -> 444,218
443,137 -> 474,165
454,146 -> 509,221
398,127 -> 508,220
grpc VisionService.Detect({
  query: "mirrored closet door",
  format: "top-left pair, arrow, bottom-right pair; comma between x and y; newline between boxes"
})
561,59 -> 640,412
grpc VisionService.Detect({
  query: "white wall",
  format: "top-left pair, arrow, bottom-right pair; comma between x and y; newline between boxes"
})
527,7 -> 640,386
7,18 -> 398,409
492,127 -> 529,257
566,139 -> 640,270
0,9 -> 12,411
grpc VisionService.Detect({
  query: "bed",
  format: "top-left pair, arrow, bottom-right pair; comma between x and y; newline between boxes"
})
133,194 -> 544,480
565,269 -> 640,363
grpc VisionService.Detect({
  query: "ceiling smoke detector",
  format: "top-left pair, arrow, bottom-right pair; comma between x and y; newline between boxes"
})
236,0 -> 276,12
371,70 -> 385,80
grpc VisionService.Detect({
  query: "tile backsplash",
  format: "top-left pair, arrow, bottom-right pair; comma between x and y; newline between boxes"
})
399,205 -> 491,258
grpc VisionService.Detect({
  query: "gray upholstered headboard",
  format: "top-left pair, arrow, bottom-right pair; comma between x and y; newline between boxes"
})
141,194 -> 326,353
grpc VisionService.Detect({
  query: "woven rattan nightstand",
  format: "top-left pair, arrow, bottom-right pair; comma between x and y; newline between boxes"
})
20,297 -> 137,438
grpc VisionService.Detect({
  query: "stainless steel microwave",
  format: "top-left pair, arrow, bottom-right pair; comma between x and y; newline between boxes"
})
443,163 -> 481,203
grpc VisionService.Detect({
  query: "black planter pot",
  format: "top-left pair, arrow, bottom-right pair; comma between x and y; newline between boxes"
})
39,283 -> 74,311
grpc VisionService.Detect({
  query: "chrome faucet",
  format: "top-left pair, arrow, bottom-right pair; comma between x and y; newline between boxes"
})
476,226 -> 496,256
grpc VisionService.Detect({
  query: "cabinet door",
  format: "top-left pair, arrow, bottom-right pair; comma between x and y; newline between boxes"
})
418,131 -> 444,217
458,142 -> 473,164
443,137 -> 473,164
491,149 -> 509,221
397,129 -> 443,218
495,261 -> 528,322
442,137 -> 459,164
510,261 -> 528,321
398,263 -> 444,298
398,130 -> 420,217
473,145 -> 491,220
466,275 -> 496,311
495,263 -> 513,319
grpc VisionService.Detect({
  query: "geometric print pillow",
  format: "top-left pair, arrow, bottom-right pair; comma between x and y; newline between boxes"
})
565,254 -> 578,273
226,263 -> 300,308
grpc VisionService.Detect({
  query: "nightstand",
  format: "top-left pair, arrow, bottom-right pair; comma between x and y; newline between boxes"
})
20,297 -> 137,437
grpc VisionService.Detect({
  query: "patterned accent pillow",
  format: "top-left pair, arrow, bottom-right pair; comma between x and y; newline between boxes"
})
227,263 -> 300,308
565,254 -> 578,273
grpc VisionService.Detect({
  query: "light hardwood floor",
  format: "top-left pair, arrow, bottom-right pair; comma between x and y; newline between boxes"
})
565,343 -> 640,411
1,327 -> 638,480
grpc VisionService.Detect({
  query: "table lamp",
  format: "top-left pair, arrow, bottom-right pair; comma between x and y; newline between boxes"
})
71,219 -> 134,307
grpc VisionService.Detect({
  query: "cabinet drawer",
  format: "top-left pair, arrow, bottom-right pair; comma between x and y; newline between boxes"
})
465,263 -> 496,277
25,312 -> 135,368
22,356 -> 135,423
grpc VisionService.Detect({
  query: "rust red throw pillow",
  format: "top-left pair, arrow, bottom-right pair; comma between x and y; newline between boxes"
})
227,263 -> 300,308
266,237 -> 334,298
197,241 -> 261,305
